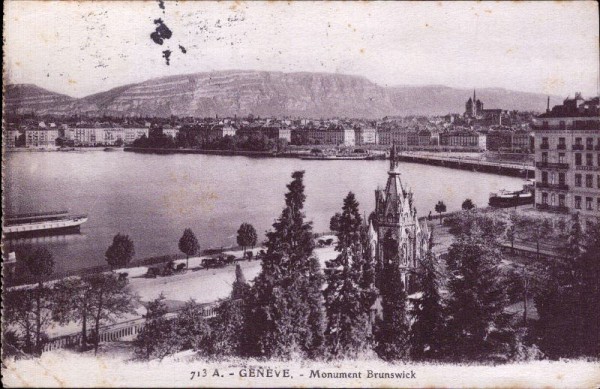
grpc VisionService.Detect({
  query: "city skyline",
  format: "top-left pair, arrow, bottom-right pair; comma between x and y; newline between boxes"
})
4,1 -> 599,98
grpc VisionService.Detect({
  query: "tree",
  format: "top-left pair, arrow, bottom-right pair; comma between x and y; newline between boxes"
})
18,246 -> 55,354
444,232 -> 515,362
246,171 -> 325,359
105,234 -> 135,270
324,192 -> 370,357
179,228 -> 200,269
236,223 -> 257,257
3,288 -> 37,354
134,294 -> 175,360
52,277 -> 95,350
434,200 -> 447,225
461,198 -> 475,211
375,261 -> 409,361
534,216 -> 600,358
211,265 -> 253,357
87,273 -> 139,354
410,232 -> 445,360
173,300 -> 212,353
516,215 -> 553,259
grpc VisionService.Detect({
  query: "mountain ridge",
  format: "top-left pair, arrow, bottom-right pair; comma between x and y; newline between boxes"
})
5,70 -> 562,118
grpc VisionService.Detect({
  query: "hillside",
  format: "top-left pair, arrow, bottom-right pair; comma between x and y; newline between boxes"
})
5,84 -> 75,114
5,71 -> 559,118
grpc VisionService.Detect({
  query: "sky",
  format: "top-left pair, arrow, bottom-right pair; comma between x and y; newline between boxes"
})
4,1 -> 599,98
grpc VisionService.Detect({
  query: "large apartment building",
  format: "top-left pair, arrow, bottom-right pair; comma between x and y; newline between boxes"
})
532,93 -> 600,226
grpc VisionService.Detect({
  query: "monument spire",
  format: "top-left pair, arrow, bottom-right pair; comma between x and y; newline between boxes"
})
390,143 -> 398,172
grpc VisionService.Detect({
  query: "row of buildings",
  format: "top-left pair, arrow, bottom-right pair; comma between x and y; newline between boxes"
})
5,122 -> 151,148
6,119 -> 535,152
532,93 -> 600,226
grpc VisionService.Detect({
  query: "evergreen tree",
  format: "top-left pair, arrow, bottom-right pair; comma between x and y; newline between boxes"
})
534,216 -> 600,358
174,300 -> 211,352
461,198 -> 475,211
209,267 -> 250,357
444,231 -> 515,362
246,171 -> 325,359
324,192 -> 370,357
134,294 -> 176,360
410,231 -> 445,360
105,234 -> 135,270
179,228 -> 200,269
375,260 -> 409,361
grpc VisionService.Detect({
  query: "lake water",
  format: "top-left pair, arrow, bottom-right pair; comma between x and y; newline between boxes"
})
4,150 -> 523,273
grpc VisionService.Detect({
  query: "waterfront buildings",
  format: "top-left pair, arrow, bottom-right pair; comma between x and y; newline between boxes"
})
300,126 -> 356,146
355,127 -> 378,146
439,130 -> 481,149
123,127 -> 150,144
209,124 -> 237,141
532,93 -> 600,226
377,128 -> 407,146
25,127 -> 59,148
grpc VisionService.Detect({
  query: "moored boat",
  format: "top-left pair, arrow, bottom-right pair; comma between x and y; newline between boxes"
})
3,211 -> 88,237
489,183 -> 534,208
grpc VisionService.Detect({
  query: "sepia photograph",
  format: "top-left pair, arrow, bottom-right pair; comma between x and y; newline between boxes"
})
2,1 -> 599,387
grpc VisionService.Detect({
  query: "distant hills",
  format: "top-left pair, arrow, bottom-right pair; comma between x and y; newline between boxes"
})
5,71 -> 561,118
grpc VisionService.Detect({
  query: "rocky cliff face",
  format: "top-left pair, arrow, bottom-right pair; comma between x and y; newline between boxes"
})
6,71 -> 556,117
5,84 -> 74,114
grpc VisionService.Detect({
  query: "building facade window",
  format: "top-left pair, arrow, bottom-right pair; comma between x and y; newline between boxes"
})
558,153 -> 565,163
550,193 -> 556,206
542,171 -> 548,183
558,137 -> 566,148
559,172 -> 566,185
575,137 -> 582,146
575,153 -> 582,166
574,196 -> 582,209
550,172 -> 556,184
586,137 -> 594,150
542,192 -> 548,205
559,194 -> 566,207
586,174 -> 593,188
586,197 -> 593,211
559,122 -> 566,130
575,174 -> 582,187
586,153 -> 593,166
542,152 -> 548,163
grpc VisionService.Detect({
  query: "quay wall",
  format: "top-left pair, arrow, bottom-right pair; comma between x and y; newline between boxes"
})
125,147 -> 534,178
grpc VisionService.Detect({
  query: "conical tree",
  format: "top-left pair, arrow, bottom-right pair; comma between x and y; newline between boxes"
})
247,171 -> 325,359
324,192 -> 370,357
410,231 -> 445,360
179,228 -> 200,270
444,229 -> 515,362
375,259 -> 409,361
